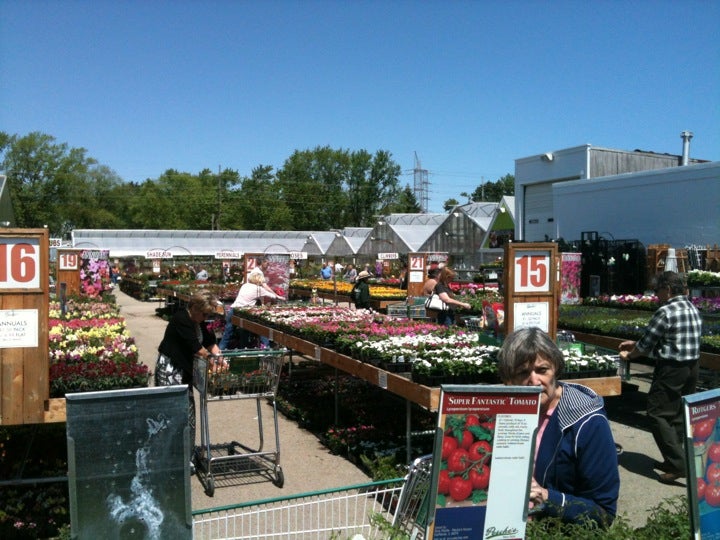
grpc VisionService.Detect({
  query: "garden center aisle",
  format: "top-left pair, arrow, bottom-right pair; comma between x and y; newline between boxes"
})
111,289 -> 371,512
111,289 -> 688,527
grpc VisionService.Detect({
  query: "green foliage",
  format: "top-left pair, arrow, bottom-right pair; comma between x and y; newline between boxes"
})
469,173 -> 515,202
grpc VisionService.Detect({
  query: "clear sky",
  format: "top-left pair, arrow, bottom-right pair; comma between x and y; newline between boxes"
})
2,0 -> 718,213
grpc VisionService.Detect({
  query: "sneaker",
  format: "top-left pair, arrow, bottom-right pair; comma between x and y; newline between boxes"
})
189,461 -> 196,476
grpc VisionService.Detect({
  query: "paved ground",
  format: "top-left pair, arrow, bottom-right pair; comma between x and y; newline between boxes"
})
114,289 -> 688,528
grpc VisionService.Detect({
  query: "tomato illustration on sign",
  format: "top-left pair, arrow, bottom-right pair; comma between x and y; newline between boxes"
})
709,442 -> 720,464
693,418 -> 715,442
449,476 -> 473,502
706,482 -> 720,507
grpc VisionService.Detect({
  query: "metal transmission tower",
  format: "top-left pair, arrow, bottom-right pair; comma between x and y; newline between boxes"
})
413,152 -> 430,213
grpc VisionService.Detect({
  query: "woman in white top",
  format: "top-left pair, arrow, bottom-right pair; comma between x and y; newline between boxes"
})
219,273 -> 284,349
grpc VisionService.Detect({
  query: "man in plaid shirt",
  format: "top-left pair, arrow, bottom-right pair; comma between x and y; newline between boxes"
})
619,271 -> 702,483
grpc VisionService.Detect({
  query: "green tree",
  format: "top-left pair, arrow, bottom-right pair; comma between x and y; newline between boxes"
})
233,165 -> 280,229
276,146 -> 349,230
443,198 -> 460,212
0,131 -> 115,234
470,174 -> 515,202
386,184 -> 422,214
344,149 -> 402,226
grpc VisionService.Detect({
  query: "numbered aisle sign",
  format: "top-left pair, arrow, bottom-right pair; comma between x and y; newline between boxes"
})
56,248 -> 84,297
503,243 -> 559,339
0,236 -> 41,289
0,229 -> 50,425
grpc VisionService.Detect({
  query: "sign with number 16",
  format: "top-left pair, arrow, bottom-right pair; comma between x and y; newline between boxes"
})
0,238 -> 40,289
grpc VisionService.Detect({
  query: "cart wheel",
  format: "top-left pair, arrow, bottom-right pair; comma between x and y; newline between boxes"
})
273,467 -> 284,488
205,476 -> 215,497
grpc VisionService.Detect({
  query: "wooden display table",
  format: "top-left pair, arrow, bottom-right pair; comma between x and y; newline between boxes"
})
235,316 -> 621,412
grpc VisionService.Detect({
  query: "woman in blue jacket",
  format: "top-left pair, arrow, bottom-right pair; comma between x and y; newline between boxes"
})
498,327 -> 620,526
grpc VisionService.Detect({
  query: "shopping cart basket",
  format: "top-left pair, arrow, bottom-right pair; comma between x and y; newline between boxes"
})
193,348 -> 286,496
192,455 -> 433,539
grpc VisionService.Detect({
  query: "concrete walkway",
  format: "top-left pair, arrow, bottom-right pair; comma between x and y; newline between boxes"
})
113,289 -> 688,528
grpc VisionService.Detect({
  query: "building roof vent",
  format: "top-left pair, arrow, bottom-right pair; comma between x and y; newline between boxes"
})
680,131 -> 693,166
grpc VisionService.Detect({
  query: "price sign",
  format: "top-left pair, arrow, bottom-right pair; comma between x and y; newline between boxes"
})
410,255 -> 424,271
514,250 -> 551,293
59,251 -> 80,270
246,257 -> 257,272
0,238 -> 41,289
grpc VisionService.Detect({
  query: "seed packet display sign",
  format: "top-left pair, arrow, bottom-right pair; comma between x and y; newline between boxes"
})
685,389 -> 720,540
427,385 -> 541,540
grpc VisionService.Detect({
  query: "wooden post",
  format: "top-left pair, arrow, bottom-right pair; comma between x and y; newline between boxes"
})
0,229 -> 50,425
56,248 -> 83,297
503,242 -> 559,340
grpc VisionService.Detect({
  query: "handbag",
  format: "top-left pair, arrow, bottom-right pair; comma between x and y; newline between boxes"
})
425,293 -> 447,312
155,353 -> 184,386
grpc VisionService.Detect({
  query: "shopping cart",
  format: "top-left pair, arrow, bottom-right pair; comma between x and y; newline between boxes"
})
193,348 -> 287,496
192,454 -> 433,539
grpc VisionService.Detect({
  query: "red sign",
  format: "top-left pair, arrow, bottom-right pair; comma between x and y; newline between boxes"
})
0,239 -> 40,289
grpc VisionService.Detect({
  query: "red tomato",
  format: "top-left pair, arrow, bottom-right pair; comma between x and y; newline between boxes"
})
481,420 -> 496,432
706,482 -> 720,507
694,418 -> 715,442
447,448 -> 470,473
698,477 -> 707,501
468,440 -> 492,462
441,436 -> 458,460
438,469 -> 451,495
449,476 -> 473,502
709,463 -> 720,484
459,430 -> 474,450
709,442 -> 720,464
465,414 -> 481,427
469,464 -> 491,490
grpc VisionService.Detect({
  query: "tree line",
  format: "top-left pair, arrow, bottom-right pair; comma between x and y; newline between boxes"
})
0,131 -> 512,236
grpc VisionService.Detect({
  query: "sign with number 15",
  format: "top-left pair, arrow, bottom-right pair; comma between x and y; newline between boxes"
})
0,238 -> 41,289
513,251 -> 551,293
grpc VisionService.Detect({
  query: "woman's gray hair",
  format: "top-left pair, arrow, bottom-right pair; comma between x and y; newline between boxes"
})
497,327 -> 564,382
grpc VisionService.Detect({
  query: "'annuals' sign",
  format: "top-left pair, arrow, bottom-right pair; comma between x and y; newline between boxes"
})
145,250 -> 172,259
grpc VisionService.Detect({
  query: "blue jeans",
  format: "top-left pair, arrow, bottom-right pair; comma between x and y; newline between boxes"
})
438,310 -> 455,326
218,306 -> 235,350
219,306 -> 269,349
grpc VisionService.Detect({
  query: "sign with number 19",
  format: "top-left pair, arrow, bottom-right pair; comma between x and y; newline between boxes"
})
0,239 -> 40,289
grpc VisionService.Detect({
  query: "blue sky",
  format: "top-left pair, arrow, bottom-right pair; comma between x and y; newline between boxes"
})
2,0 -> 718,213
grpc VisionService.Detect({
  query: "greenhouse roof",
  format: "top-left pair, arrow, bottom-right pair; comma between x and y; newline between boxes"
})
71,229 -> 316,258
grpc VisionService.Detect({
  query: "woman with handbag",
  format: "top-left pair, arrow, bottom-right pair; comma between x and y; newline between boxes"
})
156,290 -> 224,472
432,266 -> 471,326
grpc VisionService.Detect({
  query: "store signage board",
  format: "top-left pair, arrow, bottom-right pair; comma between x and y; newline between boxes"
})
503,243 -> 559,340
66,386 -> 192,538
513,302 -> 550,333
0,237 -> 41,289
214,250 -> 243,259
0,229 -> 49,425
0,309 -> 38,348
684,389 -> 720,539
289,251 -> 308,260
427,385 -> 541,540
145,250 -> 173,259
378,252 -> 399,260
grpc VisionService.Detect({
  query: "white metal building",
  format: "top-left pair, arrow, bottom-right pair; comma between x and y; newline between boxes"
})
514,135 -> 715,246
